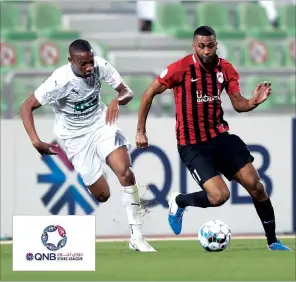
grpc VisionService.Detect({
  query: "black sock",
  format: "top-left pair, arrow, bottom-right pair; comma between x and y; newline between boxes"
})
253,197 -> 277,245
176,191 -> 212,209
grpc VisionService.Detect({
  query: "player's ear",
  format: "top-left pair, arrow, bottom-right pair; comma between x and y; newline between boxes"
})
68,56 -> 72,63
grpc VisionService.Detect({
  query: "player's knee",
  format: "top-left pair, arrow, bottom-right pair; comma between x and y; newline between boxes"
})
117,167 -> 135,186
97,192 -> 110,203
209,190 -> 230,207
251,180 -> 267,201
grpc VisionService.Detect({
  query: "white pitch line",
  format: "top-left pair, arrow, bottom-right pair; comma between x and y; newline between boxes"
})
1,235 -> 295,245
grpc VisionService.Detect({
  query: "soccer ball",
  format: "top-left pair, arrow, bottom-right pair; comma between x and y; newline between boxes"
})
198,220 -> 231,252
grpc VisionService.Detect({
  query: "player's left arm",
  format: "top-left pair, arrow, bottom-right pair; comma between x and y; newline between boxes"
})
114,82 -> 133,106
99,58 -> 133,124
226,64 -> 271,113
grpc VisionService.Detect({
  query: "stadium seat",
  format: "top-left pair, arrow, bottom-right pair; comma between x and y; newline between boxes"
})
244,76 -> 274,109
0,2 -> 37,40
0,41 -> 26,72
242,39 -> 285,69
236,3 -> 287,39
27,3 -> 80,39
216,40 -> 245,66
288,76 -> 296,106
153,2 -> 192,38
268,77 -> 293,108
31,40 -> 69,68
283,38 -> 295,68
0,76 -> 8,116
123,75 -> 152,112
278,4 -> 296,36
194,3 -> 246,40
11,77 -> 54,116
92,41 -> 109,59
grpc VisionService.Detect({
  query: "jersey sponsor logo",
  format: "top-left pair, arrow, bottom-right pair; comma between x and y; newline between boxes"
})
74,95 -> 98,116
196,89 -> 221,103
37,141 -> 99,215
191,78 -> 201,82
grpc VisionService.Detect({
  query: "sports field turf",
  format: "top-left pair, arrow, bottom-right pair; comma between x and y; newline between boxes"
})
1,238 -> 295,281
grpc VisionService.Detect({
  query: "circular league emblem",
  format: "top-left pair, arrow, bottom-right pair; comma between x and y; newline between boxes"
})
0,42 -> 17,66
39,42 -> 60,65
249,40 -> 268,64
41,225 -> 67,251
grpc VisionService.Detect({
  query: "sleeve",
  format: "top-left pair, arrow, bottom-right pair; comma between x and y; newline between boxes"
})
225,64 -> 240,95
34,74 -> 66,105
98,58 -> 123,89
156,62 -> 179,89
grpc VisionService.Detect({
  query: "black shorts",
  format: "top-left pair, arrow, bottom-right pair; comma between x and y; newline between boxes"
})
178,133 -> 254,187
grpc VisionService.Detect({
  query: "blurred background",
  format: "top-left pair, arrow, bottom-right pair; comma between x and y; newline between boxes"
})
0,0 -> 295,240
0,0 -> 295,118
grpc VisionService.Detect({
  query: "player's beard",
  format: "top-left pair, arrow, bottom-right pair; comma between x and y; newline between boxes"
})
196,52 -> 214,66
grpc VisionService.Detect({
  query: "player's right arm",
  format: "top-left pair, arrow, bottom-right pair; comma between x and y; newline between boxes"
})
20,75 -> 64,156
136,63 -> 178,149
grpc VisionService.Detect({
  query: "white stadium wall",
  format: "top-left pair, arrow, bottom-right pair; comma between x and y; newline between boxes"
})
1,115 -> 296,238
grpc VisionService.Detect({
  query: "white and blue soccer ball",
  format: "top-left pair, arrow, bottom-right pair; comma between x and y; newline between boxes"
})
198,220 -> 231,252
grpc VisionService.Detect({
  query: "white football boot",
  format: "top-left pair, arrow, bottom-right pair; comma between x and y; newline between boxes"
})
129,237 -> 157,252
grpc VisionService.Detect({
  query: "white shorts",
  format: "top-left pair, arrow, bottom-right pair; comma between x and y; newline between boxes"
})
62,124 -> 132,186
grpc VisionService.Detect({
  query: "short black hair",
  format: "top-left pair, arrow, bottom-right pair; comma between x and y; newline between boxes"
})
193,26 -> 216,38
69,39 -> 93,55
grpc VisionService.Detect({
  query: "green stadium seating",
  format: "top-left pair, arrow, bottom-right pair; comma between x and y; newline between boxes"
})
283,38 -> 296,68
194,3 -> 246,40
236,3 -> 287,39
123,75 -> 152,112
242,39 -> 285,69
92,41 -> 109,59
0,40 -> 25,72
31,40 -> 69,68
244,76 -> 274,109
269,77 -> 293,108
0,76 -> 8,116
244,76 -> 295,109
27,3 -> 80,40
0,2 -> 37,40
153,2 -> 192,38
288,76 -> 296,106
278,4 -> 296,36
216,40 -> 245,66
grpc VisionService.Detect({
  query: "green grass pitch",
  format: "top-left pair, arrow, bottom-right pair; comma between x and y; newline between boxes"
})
1,238 -> 295,281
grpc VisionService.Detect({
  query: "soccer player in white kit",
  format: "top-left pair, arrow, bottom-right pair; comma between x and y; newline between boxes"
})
20,39 -> 156,252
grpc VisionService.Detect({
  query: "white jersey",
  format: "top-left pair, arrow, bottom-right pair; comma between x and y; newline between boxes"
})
34,56 -> 122,139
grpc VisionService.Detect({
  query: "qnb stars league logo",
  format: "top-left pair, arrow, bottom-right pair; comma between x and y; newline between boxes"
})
41,225 -> 67,251
37,141 -> 98,215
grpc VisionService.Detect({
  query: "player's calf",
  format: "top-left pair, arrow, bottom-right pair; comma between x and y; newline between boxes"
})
116,166 -> 135,187
247,179 -> 268,201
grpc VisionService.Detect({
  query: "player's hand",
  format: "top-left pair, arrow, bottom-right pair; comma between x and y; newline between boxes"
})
252,81 -> 272,105
136,132 -> 149,149
33,141 -> 58,157
106,98 -> 119,125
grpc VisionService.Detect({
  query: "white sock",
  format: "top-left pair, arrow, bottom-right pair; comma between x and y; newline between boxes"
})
121,184 -> 143,239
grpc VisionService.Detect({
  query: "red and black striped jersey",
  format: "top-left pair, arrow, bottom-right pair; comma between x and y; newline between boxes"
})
157,53 -> 240,145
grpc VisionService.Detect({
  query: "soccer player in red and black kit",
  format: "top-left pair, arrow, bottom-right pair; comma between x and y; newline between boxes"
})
136,26 -> 291,251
